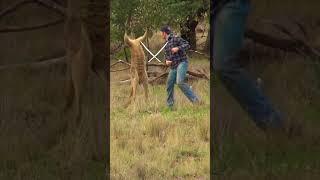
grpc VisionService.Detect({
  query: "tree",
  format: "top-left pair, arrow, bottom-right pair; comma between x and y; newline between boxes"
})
111,0 -> 209,50
179,0 -> 209,50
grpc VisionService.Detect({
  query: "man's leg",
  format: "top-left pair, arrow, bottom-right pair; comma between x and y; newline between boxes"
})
213,0 -> 283,130
176,61 -> 199,103
166,68 -> 177,107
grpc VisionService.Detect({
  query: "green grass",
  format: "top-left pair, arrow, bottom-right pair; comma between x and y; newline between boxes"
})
110,58 -> 210,179
213,56 -> 320,179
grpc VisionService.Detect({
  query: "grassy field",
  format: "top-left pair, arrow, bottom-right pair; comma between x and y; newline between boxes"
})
0,61 -> 106,180
212,1 -> 320,179
212,54 -> 320,180
110,57 -> 210,179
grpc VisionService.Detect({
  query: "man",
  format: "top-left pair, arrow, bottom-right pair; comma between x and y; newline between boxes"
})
161,25 -> 200,109
212,0 -> 286,131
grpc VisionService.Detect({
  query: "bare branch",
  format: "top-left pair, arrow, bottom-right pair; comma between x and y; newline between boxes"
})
189,49 -> 210,58
245,27 -> 320,60
293,19 -> 308,40
115,68 -> 209,85
187,70 -> 209,80
119,79 -> 131,84
0,18 -> 64,33
0,56 -> 65,70
110,43 -> 124,56
0,0 -> 34,20
147,63 -> 166,67
246,19 -> 320,60
0,0 -> 66,33
35,0 -> 66,15
0,0 -> 65,20
148,72 -> 168,83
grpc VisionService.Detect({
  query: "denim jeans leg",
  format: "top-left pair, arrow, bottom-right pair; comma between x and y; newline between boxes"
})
213,0 -> 283,130
176,61 -> 199,103
166,68 -> 176,107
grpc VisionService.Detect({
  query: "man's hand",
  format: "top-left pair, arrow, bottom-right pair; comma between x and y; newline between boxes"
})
171,47 -> 179,53
166,60 -> 172,66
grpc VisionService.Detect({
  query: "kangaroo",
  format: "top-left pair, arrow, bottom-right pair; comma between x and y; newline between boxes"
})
124,31 -> 149,107
64,0 -> 92,122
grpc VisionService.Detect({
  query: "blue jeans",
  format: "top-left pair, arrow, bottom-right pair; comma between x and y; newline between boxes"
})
213,0 -> 284,130
167,61 -> 199,107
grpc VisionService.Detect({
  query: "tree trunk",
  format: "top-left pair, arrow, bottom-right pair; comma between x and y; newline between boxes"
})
204,30 -> 210,53
180,5 -> 208,51
180,17 -> 198,50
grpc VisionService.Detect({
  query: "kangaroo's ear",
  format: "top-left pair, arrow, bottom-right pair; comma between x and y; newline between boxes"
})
124,31 -> 133,47
137,30 -> 147,42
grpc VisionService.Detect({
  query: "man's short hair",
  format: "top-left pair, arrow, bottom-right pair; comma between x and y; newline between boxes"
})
160,25 -> 171,34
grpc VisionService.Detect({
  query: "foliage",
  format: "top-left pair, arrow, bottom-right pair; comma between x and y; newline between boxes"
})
111,0 -> 209,42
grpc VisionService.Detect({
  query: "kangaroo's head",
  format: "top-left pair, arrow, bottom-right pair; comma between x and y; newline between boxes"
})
124,30 -> 147,47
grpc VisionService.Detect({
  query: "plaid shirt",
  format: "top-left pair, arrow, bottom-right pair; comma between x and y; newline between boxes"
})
164,33 -> 190,69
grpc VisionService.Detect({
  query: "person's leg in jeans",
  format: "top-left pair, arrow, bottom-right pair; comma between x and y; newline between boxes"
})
166,68 -> 177,107
213,0 -> 284,130
176,61 -> 199,103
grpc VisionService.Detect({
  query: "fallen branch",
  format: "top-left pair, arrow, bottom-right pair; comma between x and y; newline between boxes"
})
245,28 -> 301,53
189,49 -> 210,58
147,63 -> 166,67
147,63 -> 169,72
111,58 -> 209,83
0,56 -> 66,70
245,20 -> 320,60
187,70 -> 209,80
148,72 -> 168,83
110,60 -> 166,70
110,59 -> 131,68
264,20 -> 320,58
148,69 -> 209,83
118,79 -> 131,84
115,70 -> 209,85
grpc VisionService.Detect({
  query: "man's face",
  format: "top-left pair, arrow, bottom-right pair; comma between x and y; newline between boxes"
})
161,31 -> 167,40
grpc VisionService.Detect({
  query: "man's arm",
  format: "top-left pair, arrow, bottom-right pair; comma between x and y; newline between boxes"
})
171,36 -> 190,53
177,37 -> 190,52
164,46 -> 173,65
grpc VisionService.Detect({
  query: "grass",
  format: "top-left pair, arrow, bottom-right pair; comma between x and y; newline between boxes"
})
211,2 -> 320,178
0,62 -> 106,179
110,58 -> 210,179
212,55 -> 320,179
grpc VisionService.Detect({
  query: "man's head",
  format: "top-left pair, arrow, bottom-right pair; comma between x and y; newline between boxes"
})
160,25 -> 171,40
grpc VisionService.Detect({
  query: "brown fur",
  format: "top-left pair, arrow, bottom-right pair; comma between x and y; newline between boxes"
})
124,31 -> 149,106
64,1 -> 92,122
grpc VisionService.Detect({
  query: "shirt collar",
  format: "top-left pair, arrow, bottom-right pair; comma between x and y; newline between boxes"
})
166,33 -> 174,41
